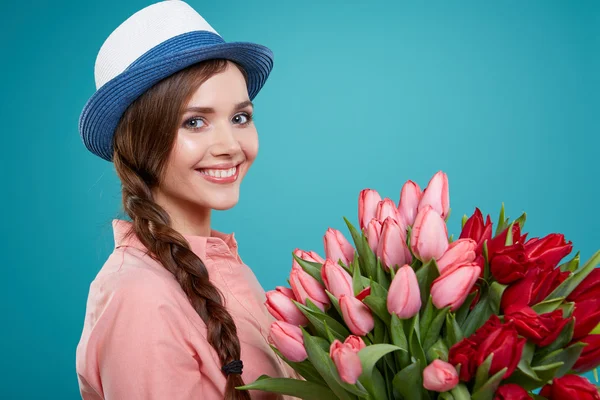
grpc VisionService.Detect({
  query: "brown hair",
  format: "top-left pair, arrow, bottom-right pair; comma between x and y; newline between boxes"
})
112,58 -> 251,400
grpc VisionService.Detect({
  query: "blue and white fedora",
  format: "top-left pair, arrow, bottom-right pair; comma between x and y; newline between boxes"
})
79,0 -> 274,162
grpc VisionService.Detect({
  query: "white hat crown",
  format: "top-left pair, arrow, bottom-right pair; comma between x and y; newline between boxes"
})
94,0 -> 220,90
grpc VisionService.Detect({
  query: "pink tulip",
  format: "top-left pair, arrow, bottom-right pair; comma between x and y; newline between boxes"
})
293,248 -> 325,270
265,286 -> 309,326
290,265 -> 330,311
431,263 -> 481,311
410,205 -> 449,262
377,217 -> 412,271
366,219 -> 383,253
339,294 -> 375,336
321,259 -> 354,299
418,171 -> 450,219
330,336 -> 366,384
387,265 -> 421,318
398,180 -> 422,227
436,238 -> 477,274
376,198 -> 404,227
268,321 -> 308,362
324,228 -> 355,266
423,359 -> 459,392
359,189 -> 382,230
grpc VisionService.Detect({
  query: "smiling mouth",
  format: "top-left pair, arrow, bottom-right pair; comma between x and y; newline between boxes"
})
195,163 -> 242,183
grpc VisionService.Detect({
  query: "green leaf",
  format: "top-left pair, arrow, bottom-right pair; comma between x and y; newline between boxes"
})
294,300 -> 350,342
462,214 -> 468,230
270,345 -> 327,385
483,240 -> 491,281
416,259 -> 441,307
301,327 -> 364,399
471,367 -> 507,400
376,259 -> 391,290
560,302 -> 575,318
440,392 -> 456,400
533,342 -> 587,377
489,281 -> 507,314
392,361 -> 424,400
462,282 -> 506,338
419,296 -> 435,339
516,342 -> 539,382
445,313 -> 464,348
351,255 -> 365,296
292,252 -> 324,284
325,291 -> 342,318
408,314 -> 427,370
363,295 -> 391,326
358,344 -> 405,400
390,313 -> 411,368
473,353 -> 494,393
531,297 -> 566,314
236,375 -> 339,400
495,203 -> 508,237
423,306 -> 451,351
532,361 -> 564,384
545,250 -> 600,301
515,212 -> 527,230
451,382 -> 473,400
455,292 -> 477,326
426,338 -> 449,363
344,217 -> 376,279
559,251 -> 580,273
505,221 -> 515,246
370,279 -> 389,298
536,319 -> 575,358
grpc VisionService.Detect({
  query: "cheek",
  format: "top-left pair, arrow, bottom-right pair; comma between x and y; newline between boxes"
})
239,130 -> 259,164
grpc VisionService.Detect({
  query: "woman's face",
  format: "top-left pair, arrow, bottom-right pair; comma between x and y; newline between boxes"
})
154,61 -> 259,218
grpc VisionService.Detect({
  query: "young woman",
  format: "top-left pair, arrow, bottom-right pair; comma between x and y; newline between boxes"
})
75,1 -> 297,399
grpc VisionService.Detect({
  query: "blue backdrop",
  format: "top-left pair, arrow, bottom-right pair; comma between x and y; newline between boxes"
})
1,0 -> 598,398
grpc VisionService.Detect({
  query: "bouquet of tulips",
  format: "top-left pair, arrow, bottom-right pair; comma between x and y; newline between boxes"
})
238,171 -> 600,400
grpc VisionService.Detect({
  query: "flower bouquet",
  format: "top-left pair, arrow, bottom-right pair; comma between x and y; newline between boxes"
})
238,171 -> 600,399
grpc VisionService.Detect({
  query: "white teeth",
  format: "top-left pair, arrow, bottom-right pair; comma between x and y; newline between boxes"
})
199,166 -> 237,178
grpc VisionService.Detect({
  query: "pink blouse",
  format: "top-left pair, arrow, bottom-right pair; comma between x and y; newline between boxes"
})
76,219 -> 298,399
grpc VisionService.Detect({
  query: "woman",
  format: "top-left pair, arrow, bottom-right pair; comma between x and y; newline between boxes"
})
75,1 -> 296,399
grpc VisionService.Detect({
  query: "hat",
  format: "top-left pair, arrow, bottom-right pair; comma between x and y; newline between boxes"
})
79,0 -> 274,162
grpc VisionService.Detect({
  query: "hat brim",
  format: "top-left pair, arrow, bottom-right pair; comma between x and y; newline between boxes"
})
79,41 -> 273,162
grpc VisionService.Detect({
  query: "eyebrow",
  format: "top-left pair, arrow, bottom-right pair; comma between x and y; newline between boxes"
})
184,100 -> 254,114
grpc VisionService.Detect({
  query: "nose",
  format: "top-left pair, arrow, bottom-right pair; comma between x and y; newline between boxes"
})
209,123 -> 242,157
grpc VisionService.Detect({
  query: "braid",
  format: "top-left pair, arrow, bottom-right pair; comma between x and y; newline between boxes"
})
113,147 -> 250,400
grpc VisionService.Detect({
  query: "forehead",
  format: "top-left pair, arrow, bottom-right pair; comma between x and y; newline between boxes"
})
186,62 -> 249,108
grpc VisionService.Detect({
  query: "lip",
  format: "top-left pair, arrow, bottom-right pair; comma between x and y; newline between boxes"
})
195,162 -> 242,184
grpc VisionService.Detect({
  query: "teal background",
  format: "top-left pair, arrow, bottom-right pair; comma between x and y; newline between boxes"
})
1,0 -> 598,398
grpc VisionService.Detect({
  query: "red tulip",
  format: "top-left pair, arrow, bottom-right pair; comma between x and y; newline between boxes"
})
418,171 -> 450,219
489,243 -> 528,284
573,334 -> 600,373
410,205 -> 449,262
365,219 -> 383,253
398,180 -> 422,227
572,298 -> 600,340
500,267 -> 569,311
387,265 -> 421,318
339,294 -> 375,336
376,198 -> 404,227
524,233 -> 573,270
567,268 -> 600,303
377,217 -> 411,271
293,248 -> 325,270
459,208 -> 493,255
290,265 -> 330,311
494,384 -> 531,400
321,259 -> 354,299
268,321 -> 308,362
356,286 -> 371,301
358,188 -> 382,231
265,286 -> 309,326
330,337 -> 364,384
540,374 -> 600,400
487,223 -> 528,258
504,305 -> 571,347
324,228 -> 355,266
475,320 -> 526,379
423,359 -> 459,392
431,263 -> 480,311
436,238 -> 477,274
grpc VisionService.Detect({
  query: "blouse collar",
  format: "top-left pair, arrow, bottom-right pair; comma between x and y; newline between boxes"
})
112,219 -> 240,262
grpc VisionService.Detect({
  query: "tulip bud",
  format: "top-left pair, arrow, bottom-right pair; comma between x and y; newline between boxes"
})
431,263 -> 480,311
573,334 -> 600,373
540,374 -> 600,400
410,205 -> 449,262
358,189 -> 382,231
290,265 -> 330,311
436,238 -> 477,274
339,294 -> 375,336
398,180 -> 422,227
268,321 -> 308,362
343,335 -> 366,352
387,265 -> 421,318
460,208 -> 493,254
330,338 -> 364,384
321,259 -> 354,299
377,217 -> 412,271
376,198 -> 403,227
494,384 -> 531,400
324,228 -> 355,266
365,219 -> 383,254
422,359 -> 459,392
292,248 -> 325,271
418,171 -> 450,219
265,286 -> 309,326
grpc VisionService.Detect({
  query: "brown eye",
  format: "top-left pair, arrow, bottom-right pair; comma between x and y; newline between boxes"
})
232,112 -> 252,125
184,117 -> 205,130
